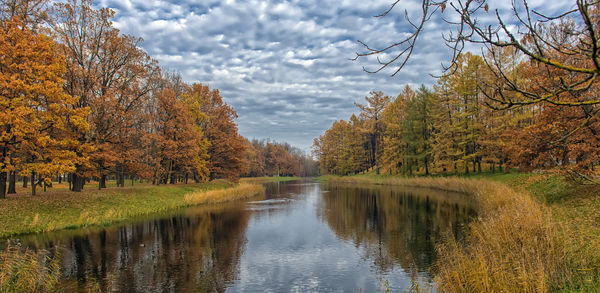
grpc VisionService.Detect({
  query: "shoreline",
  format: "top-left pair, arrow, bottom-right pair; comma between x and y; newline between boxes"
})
0,181 -> 265,239
322,173 -> 599,291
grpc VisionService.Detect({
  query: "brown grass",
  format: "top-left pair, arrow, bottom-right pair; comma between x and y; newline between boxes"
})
434,181 -> 566,292
184,183 -> 265,205
327,175 -> 567,292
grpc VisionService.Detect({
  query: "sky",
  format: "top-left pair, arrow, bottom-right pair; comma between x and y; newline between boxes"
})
93,0 -> 573,152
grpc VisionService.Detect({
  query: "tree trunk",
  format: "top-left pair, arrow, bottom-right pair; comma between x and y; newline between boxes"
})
22,175 -> 28,188
31,172 -> 36,196
117,168 -> 125,187
0,171 -> 6,199
71,173 -> 85,192
8,171 -> 16,194
99,174 -> 106,189
166,160 -> 173,184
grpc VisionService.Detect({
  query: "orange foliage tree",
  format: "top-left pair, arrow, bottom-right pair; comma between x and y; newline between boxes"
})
184,84 -> 246,181
0,18 -> 88,197
243,139 -> 316,177
146,87 -> 210,184
51,0 -> 160,190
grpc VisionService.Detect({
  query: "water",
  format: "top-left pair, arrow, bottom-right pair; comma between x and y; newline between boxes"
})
17,180 -> 474,292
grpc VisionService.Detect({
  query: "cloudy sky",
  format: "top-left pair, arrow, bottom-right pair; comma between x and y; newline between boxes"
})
94,0 -> 572,152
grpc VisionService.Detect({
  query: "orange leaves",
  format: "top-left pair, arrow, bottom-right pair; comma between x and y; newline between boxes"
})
145,86 -> 212,184
0,18 -> 89,191
184,83 -> 246,181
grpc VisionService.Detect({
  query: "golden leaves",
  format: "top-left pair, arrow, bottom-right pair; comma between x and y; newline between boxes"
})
0,18 -> 89,182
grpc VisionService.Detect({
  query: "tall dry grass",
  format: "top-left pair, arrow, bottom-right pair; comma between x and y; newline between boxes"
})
434,181 -> 567,292
328,176 -> 567,292
0,243 -> 60,292
184,183 -> 265,205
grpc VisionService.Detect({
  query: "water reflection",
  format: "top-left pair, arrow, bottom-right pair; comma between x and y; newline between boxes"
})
21,205 -> 251,292
12,180 -> 474,292
320,183 -> 475,277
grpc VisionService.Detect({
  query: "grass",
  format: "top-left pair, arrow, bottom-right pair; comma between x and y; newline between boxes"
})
0,180 -> 264,238
324,172 -> 600,292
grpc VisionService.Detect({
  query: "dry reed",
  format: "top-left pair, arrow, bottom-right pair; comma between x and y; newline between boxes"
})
328,176 -> 567,292
184,183 -> 265,205
0,243 -> 60,292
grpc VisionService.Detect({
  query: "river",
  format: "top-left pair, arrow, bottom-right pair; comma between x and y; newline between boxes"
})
18,179 -> 474,292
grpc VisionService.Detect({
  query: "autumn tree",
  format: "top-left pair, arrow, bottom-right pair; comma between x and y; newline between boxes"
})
0,0 -> 48,28
344,114 -> 370,174
402,85 -> 434,175
0,18 -> 88,197
51,0 -> 159,190
312,116 -> 370,176
504,49 -> 600,180
356,1 -> 600,106
429,53 -> 485,174
355,91 -> 390,174
243,139 -> 265,177
381,86 -> 411,174
355,1 -> 600,179
313,120 -> 345,175
243,139 -> 314,177
146,87 -> 209,184
183,83 -> 246,181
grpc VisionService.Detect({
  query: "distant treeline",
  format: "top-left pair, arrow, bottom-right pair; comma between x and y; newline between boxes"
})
0,0 -> 315,198
313,52 -> 600,178
243,139 -> 319,178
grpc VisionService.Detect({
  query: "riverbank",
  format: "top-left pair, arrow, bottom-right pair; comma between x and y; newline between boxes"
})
323,173 -> 600,291
240,176 -> 302,183
0,181 -> 264,238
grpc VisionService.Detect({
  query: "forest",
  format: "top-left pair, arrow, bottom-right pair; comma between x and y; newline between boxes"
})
2,0 -> 600,291
0,0 -> 316,198
314,50 -> 600,180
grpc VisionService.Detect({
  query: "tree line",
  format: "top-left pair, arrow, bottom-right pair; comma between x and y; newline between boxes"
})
243,139 -> 318,178
314,51 -> 600,179
0,0 -> 314,198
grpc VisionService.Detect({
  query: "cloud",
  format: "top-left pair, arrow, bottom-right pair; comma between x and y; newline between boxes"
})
94,0 -> 570,152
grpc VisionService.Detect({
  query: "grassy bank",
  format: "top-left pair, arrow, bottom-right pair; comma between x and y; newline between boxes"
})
240,176 -> 302,183
324,173 -> 600,291
0,181 -> 265,238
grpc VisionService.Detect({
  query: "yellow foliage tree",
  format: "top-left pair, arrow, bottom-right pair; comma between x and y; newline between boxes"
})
0,18 -> 89,197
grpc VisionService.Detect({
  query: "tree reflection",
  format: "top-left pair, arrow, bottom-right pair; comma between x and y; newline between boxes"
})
42,205 -> 251,292
320,183 -> 474,276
